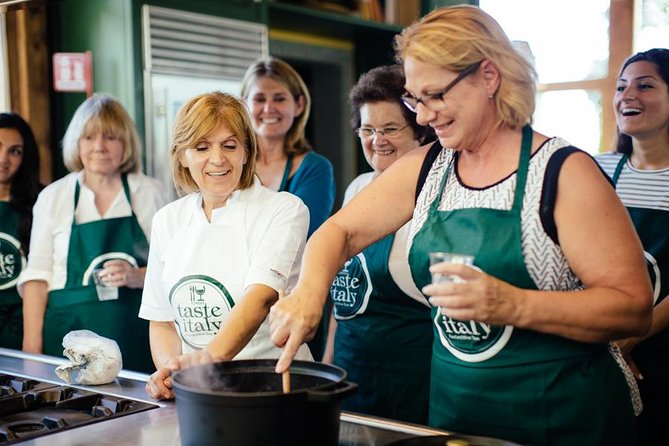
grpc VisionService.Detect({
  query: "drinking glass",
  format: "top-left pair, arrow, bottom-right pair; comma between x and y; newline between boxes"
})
428,252 -> 474,284
93,269 -> 119,301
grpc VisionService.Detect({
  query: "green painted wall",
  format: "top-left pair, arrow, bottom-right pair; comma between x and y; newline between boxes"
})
49,0 -> 263,179
50,0 -> 136,179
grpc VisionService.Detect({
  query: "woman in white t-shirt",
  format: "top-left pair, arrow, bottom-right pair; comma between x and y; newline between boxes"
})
141,91 -> 312,401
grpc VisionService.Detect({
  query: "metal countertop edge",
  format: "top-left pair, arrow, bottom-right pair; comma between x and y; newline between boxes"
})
0,347 -> 451,437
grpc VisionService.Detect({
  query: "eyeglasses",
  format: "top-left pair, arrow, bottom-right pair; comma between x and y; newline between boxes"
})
355,124 -> 410,139
401,61 -> 483,113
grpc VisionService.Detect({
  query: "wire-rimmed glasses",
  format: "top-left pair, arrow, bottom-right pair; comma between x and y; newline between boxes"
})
401,61 -> 483,113
355,124 -> 410,139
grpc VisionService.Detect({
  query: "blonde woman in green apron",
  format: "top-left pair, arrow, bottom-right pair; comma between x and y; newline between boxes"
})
596,48 -> 669,446
325,65 -> 435,424
141,92 -> 312,401
20,94 -> 166,373
269,6 -> 653,445
0,113 -> 42,350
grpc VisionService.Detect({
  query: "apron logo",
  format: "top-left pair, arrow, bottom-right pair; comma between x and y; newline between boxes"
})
330,254 -> 372,320
643,251 -> 662,305
434,311 -> 514,362
170,275 -> 235,350
0,234 -> 25,290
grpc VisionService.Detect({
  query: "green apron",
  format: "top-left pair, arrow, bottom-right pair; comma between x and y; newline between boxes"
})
43,175 -> 152,373
408,126 -> 635,445
331,232 -> 432,424
613,155 -> 669,445
0,201 -> 25,350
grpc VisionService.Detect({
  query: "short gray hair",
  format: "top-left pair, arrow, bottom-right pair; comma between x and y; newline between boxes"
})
61,93 -> 141,173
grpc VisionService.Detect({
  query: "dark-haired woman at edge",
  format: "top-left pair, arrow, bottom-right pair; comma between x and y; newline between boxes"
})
0,113 -> 42,349
596,48 -> 669,446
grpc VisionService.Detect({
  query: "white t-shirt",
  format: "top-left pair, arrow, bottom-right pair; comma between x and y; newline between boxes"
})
138,178 -> 311,359
18,171 -> 166,292
344,172 -> 427,306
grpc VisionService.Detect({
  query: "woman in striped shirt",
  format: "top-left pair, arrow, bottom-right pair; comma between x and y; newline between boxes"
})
596,48 -> 669,446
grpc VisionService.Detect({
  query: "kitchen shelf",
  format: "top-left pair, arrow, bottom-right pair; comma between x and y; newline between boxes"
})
267,1 -> 402,41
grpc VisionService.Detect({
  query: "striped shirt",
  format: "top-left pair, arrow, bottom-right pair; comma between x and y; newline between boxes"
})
596,152 -> 669,211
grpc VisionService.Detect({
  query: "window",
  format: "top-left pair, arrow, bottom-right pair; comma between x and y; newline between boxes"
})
635,0 -> 669,51
479,0 -> 667,154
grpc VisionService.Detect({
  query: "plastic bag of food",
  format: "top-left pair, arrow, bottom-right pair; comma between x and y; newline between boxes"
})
55,330 -> 123,385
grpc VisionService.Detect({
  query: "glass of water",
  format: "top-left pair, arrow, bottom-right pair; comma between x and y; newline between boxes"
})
92,269 -> 119,301
428,252 -> 474,284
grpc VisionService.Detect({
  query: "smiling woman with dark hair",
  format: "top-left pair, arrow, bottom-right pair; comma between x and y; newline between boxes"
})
596,47 -> 669,446
0,113 -> 42,350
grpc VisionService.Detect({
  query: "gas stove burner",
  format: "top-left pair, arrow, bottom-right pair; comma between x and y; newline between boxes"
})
0,373 -> 158,444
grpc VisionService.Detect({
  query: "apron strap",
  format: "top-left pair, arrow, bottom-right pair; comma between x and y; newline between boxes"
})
431,153 -> 454,209
511,125 -> 533,211
278,156 -> 293,192
611,153 -> 629,187
430,125 -> 533,211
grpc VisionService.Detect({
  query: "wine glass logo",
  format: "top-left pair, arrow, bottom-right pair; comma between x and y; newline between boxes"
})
194,286 -> 206,302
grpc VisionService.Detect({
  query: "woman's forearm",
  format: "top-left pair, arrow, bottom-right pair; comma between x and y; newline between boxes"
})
294,220 -> 350,305
22,280 -> 48,353
148,321 -> 182,370
206,284 -> 278,361
518,286 -> 651,342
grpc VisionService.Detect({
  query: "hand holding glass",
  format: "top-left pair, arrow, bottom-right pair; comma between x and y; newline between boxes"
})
429,252 -> 474,284
92,269 -> 119,301
429,252 -> 474,315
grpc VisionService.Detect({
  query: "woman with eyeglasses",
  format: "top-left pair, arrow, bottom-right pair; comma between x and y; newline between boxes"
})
269,6 -> 651,444
323,65 -> 435,424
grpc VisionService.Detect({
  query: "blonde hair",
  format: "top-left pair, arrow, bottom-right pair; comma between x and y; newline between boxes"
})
240,57 -> 312,156
170,91 -> 258,195
395,5 -> 536,129
62,93 -> 141,173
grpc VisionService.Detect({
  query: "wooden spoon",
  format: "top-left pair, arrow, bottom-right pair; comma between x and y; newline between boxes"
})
278,289 -> 291,394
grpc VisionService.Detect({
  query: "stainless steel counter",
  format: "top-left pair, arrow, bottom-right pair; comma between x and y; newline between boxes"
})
0,348 -> 448,445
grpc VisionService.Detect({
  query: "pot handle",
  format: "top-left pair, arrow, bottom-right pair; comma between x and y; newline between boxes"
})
306,381 -> 357,403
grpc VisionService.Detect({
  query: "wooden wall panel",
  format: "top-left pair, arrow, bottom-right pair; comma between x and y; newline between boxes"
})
604,0 -> 634,152
6,3 -> 51,184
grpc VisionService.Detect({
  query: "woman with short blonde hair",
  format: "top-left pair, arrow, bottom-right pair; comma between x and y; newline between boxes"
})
270,6 -> 651,444
171,91 -> 258,194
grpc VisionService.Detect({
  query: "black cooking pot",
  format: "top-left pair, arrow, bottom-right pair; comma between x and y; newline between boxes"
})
172,359 -> 357,446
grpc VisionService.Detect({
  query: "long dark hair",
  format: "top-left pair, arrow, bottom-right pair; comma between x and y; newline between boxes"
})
0,113 -> 42,254
615,48 -> 669,154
